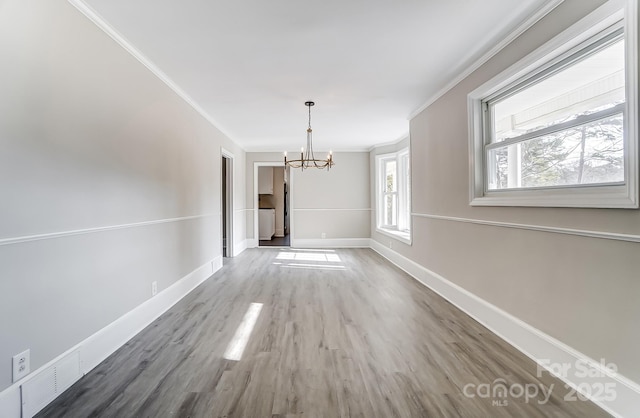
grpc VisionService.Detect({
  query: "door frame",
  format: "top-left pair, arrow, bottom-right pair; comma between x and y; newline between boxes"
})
253,161 -> 294,246
221,148 -> 234,257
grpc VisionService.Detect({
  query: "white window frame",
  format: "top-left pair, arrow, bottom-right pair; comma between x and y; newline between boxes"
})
468,0 -> 638,208
376,148 -> 411,244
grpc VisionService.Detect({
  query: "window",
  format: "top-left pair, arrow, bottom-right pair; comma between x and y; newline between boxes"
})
376,149 -> 411,243
488,34 -> 624,190
468,0 -> 638,208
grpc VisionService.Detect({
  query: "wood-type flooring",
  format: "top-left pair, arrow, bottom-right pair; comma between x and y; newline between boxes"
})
37,248 -> 609,417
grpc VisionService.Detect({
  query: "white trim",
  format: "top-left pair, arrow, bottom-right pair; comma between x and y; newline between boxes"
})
409,0 -> 565,119
247,238 -> 259,248
370,240 -> 640,418
623,0 -> 639,211
67,0 -> 234,140
375,227 -> 412,245
220,148 -> 235,159
291,238 -> 370,248
234,239 -> 249,256
413,212 -> 640,243
375,149 -> 412,239
0,214 -> 215,247
221,148 -> 235,257
368,134 -> 411,152
468,186 -> 638,208
468,0 -> 638,208
0,388 -> 19,418
0,257 -> 222,418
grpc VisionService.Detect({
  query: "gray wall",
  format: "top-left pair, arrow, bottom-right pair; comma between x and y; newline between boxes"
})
247,152 -> 370,241
0,0 -> 245,391
372,0 -> 640,383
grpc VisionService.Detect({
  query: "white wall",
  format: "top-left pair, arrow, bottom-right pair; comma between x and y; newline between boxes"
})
372,0 -> 640,386
0,0 -> 245,394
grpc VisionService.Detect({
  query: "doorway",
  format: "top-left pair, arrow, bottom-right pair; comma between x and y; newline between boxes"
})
254,162 -> 291,247
221,150 -> 234,258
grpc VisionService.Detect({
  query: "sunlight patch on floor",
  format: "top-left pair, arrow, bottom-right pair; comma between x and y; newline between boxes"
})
223,302 -> 263,361
280,263 -> 346,270
274,249 -> 346,271
276,252 -> 342,262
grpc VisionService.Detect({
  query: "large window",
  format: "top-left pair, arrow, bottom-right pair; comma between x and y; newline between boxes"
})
376,149 -> 411,243
468,1 -> 637,208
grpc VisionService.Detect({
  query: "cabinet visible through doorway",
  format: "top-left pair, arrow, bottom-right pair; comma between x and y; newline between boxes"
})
259,209 -> 275,240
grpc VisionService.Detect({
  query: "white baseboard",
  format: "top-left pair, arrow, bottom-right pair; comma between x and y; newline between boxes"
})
0,256 -> 222,418
211,255 -> 223,274
291,238 -> 371,248
0,387 -> 20,418
234,239 -> 248,256
370,240 -> 640,418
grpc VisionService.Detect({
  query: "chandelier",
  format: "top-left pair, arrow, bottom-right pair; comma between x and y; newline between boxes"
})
284,101 -> 334,170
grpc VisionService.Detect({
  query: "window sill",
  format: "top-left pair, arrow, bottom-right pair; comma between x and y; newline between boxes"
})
470,183 -> 638,208
376,227 -> 412,245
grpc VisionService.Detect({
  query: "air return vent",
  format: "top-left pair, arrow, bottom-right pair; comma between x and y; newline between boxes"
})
21,350 -> 81,418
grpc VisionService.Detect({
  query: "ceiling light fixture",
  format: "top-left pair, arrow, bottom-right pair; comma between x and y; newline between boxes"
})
284,101 -> 334,170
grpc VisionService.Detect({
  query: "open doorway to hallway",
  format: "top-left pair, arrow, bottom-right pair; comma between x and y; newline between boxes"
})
255,163 -> 290,247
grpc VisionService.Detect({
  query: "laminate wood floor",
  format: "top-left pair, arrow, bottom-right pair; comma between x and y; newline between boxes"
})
37,248 -> 609,418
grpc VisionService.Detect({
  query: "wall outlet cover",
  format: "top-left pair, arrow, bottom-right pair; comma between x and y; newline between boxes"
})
13,349 -> 30,382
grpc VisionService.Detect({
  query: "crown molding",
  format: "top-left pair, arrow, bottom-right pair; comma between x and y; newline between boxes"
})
68,0 -> 236,141
408,0 -> 565,120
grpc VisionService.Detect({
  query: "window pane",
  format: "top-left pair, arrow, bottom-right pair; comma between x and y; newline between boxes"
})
487,114 -> 624,190
384,194 -> 397,226
385,160 -> 396,192
492,39 -> 625,143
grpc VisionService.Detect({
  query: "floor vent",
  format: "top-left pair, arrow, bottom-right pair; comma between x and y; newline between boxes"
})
21,350 -> 81,418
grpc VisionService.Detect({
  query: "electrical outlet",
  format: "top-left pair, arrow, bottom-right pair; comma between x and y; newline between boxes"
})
152,281 -> 158,296
12,349 -> 30,382
321,232 -> 326,239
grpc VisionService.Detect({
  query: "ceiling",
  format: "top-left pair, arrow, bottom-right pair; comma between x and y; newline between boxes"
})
79,0 -> 550,152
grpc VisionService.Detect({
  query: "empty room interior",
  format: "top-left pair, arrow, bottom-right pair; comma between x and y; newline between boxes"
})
2,0 -> 640,417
